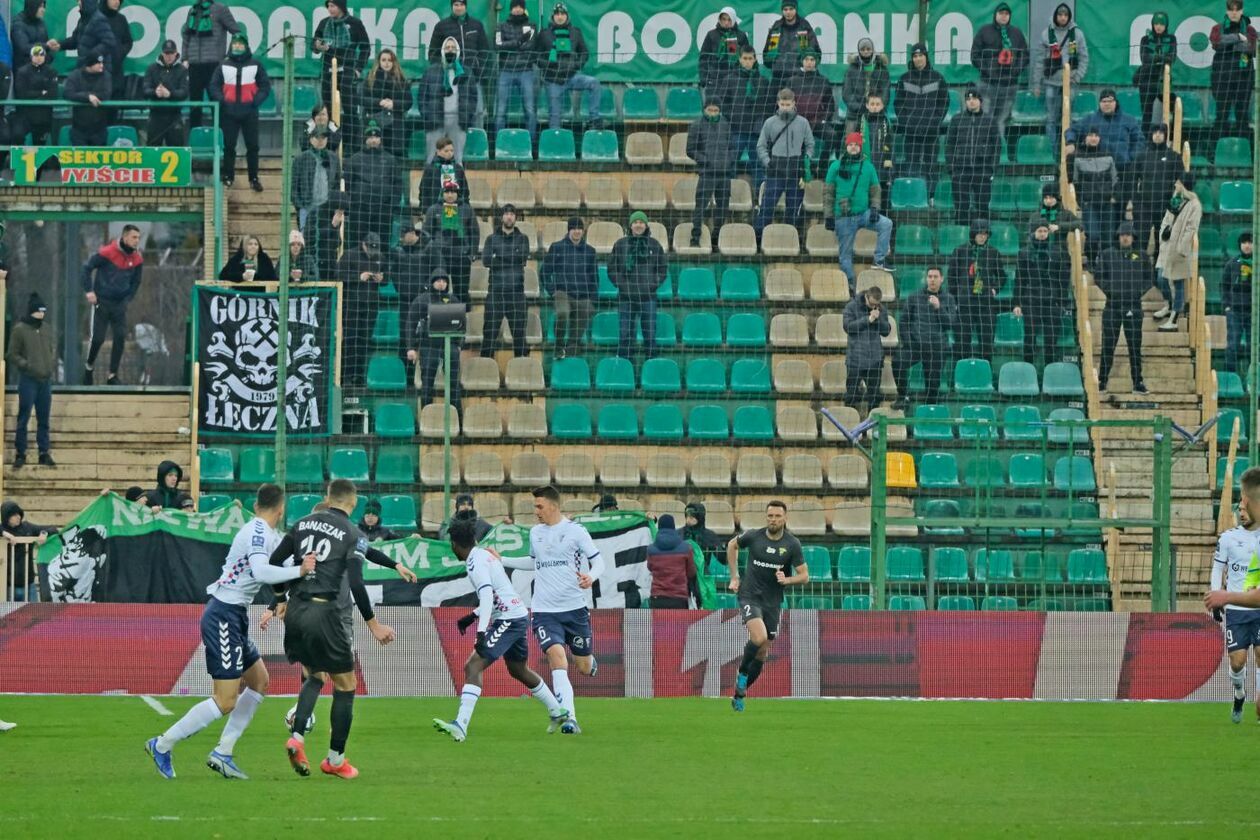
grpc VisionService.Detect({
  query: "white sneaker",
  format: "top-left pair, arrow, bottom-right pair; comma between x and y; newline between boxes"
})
1158,314 -> 1179,331
1152,305 -> 1171,319
0,719 -> 15,732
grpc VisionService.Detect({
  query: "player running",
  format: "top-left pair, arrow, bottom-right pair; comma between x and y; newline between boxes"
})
270,479 -> 396,779
145,484 -> 315,780
432,514 -> 572,741
726,500 -> 808,712
0,718 -> 14,731
1204,467 -> 1260,722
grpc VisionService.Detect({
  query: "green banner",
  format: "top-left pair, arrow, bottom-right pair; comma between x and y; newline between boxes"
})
42,0 -> 1216,85
8,146 -> 192,186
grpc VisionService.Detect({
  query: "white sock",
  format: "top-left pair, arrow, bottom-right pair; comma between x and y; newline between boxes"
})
530,679 -> 563,715
215,688 -> 263,755
455,684 -> 481,731
1254,669 -> 1260,695
327,749 -> 344,766
1232,666 -> 1246,700
552,669 -> 575,721
156,698 -> 224,753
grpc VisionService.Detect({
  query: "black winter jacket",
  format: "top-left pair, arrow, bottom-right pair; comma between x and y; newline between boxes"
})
946,109 -> 1000,171
698,24 -> 750,89
608,233 -> 667,301
900,287 -> 960,348
686,115 -> 733,174
894,50 -> 948,135
429,14 -> 491,79
840,52 -> 890,116
482,228 -> 532,297
1095,245 -> 1156,311
496,13 -> 538,72
540,235 -> 598,299
534,22 -> 590,84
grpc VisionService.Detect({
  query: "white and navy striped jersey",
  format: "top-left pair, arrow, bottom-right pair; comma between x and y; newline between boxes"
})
206,516 -> 292,606
1213,525 -> 1260,612
466,546 -> 527,630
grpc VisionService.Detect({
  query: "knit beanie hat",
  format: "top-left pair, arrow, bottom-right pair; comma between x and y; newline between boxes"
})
629,210 -> 649,226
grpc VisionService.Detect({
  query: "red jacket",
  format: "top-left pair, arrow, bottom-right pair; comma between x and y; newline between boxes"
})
647,530 -> 697,601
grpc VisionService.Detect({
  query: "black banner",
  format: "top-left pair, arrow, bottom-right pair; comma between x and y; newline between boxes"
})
195,286 -> 338,436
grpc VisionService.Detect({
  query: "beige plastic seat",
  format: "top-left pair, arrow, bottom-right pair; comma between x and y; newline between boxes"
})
729,179 -> 753,211
468,265 -> 489,300
542,177 -> 582,210
819,361 -> 846,394
516,220 -> 540,253
464,451 -> 505,486
670,175 -> 698,210
718,223 -> 757,257
773,359 -> 814,394
510,451 -> 551,486
831,502 -> 872,536
777,405 -> 818,441
628,177 -> 668,211
853,227 -> 878,258
461,356 -> 501,392
464,309 -> 484,343
476,218 -> 493,252
420,497 -> 446,532
761,223 -> 800,257
511,493 -> 535,520
467,177 -> 492,210
802,179 -> 825,212
618,497 -> 644,513
648,222 -> 670,251
673,223 -> 712,256
585,177 -> 624,210
881,316 -> 899,349
827,454 -> 869,489
644,452 -> 685,487
524,265 -> 540,298
736,453 -> 777,488
540,220 -> 568,250
765,267 -> 805,301
790,504 -> 828,536
507,403 -> 547,437
809,267 -> 850,302
783,454 -> 823,489
737,498 -> 770,530
478,494 -> 511,523
856,268 -> 896,300
554,453 -> 596,486
461,403 -> 503,439
1208,314 -> 1227,349
600,452 -> 642,486
668,132 -> 694,165
420,403 -> 459,438
887,498 -> 919,538
805,224 -> 839,256
869,407 -> 908,441
646,496 -> 686,522
587,221 -> 624,255
770,313 -> 809,348
482,306 -> 542,346
690,452 -> 732,488
497,178 -> 536,209
420,451 -> 458,485
625,132 -> 665,165
702,499 -> 735,533
505,357 -> 544,390
562,497 -> 596,515
815,313 -> 847,348
820,404 -> 861,442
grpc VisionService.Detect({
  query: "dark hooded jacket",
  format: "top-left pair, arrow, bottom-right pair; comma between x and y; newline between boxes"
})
534,18 -> 591,84
841,50 -> 890,116
483,223 -> 532,298
714,60 -> 774,135
1071,140 -> 1117,205
404,269 -> 459,349
64,65 -> 113,132
1122,133 -> 1182,216
786,63 -> 836,129
429,10 -> 491,80
647,525 -> 698,603
218,242 -> 278,282
99,0 -> 133,85
761,12 -> 820,81
1016,231 -> 1071,309
14,60 -> 59,126
1,500 -> 54,593
970,3 -> 1029,86
842,294 -> 892,370
1210,12 -> 1259,89
946,103 -> 1000,171
947,221 -> 1007,305
608,229 -> 668,300
210,42 -> 272,118
686,110 -> 733,175
6,306 -> 56,381
312,0 -> 370,76
359,510 -> 400,542
344,142 -> 406,210
894,45 -> 948,136
143,461 -> 193,510
417,157 -> 468,213
388,236 -> 427,305
417,39 -> 478,130
75,3 -> 119,77
900,284 -> 960,349
1135,21 -> 1177,92
80,238 -> 143,302
11,0 -> 52,72
682,502 -> 723,556
698,22 -> 750,89
1094,237 -> 1156,311
496,10 -> 538,73
540,230 -> 598,299
421,197 -> 480,260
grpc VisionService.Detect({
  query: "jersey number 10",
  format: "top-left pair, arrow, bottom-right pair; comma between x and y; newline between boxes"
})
299,535 -> 333,578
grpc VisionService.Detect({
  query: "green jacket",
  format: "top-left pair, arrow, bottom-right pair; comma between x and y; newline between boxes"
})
6,318 -> 55,381
823,155 -> 881,219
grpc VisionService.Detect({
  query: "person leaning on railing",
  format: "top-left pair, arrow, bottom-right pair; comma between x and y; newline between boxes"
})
63,54 -> 112,146
143,40 -> 189,147
12,44 -> 58,145
1,500 -> 55,602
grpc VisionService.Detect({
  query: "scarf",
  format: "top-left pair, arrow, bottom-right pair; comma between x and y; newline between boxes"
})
1241,254 -> 1253,284
1226,15 -> 1254,66
1147,31 -> 1175,58
323,16 -> 351,51
623,234 -> 651,272
999,24 -> 1012,51
442,55 -> 466,96
184,0 -> 215,36
1168,192 -> 1185,214
720,32 -> 741,62
549,26 -> 573,63
741,67 -> 757,97
969,244 -> 987,293
1040,205 -> 1060,224
441,202 -> 463,232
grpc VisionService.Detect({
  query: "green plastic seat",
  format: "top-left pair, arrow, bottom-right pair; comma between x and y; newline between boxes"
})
686,358 -> 726,393
953,358 -> 994,394
464,128 -> 490,161
933,179 -> 954,210
189,126 -> 221,157
199,448 -> 235,483
238,447 -> 275,483
494,128 -> 533,161
913,404 -> 954,440
676,267 -> 718,301
919,452 -> 960,488
959,404 -> 998,439
994,312 -> 1024,349
643,403 -> 684,440
682,312 -> 723,347
407,130 -> 430,161
198,493 -> 233,512
837,546 -> 872,581
1216,137 -> 1252,168
329,447 -> 370,482
1054,455 -> 1096,491
1071,90 -> 1099,115
1003,404 -> 1043,441
595,356 -> 636,392
654,312 -> 678,347
792,595 -> 836,609
590,311 -> 619,345
1219,371 -> 1247,400
889,595 -> 927,611
937,224 -> 968,256
1197,226 -> 1225,260
937,595 -> 975,611
1116,88 -> 1142,117
842,594 -> 873,610
975,549 -> 1016,581
107,125 -> 139,146
371,310 -> 400,345
377,494 -> 417,530
1014,503 -> 1056,540
641,358 -> 681,392
374,402 -> 416,438
998,361 -> 1040,397
719,267 -> 761,301
1219,456 -> 1249,490
1219,408 -> 1250,443
964,458 -> 1006,489
622,87 -> 661,119
887,546 -> 925,581
538,128 -> 576,161
1196,180 -> 1218,213
988,178 -> 1020,213
726,313 -> 767,348
895,224 -> 934,256
1047,407 -> 1088,444
932,547 -> 970,582
597,404 -> 639,439
550,357 -> 591,391
1027,598 -> 1067,612
1067,548 -> 1108,583
713,593 -> 739,609
287,447 -> 325,485
366,354 -> 407,390
1015,134 -> 1055,165
1220,181 -> 1255,215
375,446 -> 416,483
921,498 -> 964,536
551,403 -> 593,438
990,222 -> 1020,256
1011,90 -> 1046,124
664,87 -> 702,120
802,545 -> 834,580
890,177 -> 930,211
1070,598 -> 1110,612
1015,178 -> 1044,211
580,129 -> 620,162
1179,93 -> 1207,126
688,404 -> 729,439
733,405 -> 774,441
1042,362 -> 1084,397
730,358 -> 771,393
286,494 -> 323,526
1021,550 -> 1064,581
1009,453 -> 1048,488
981,596 -> 1019,611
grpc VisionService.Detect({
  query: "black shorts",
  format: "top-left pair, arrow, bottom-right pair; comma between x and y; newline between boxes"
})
1226,609 -> 1260,652
738,599 -> 782,641
284,597 -> 355,675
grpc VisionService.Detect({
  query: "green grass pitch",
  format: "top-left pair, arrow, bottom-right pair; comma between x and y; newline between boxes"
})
0,695 -> 1254,837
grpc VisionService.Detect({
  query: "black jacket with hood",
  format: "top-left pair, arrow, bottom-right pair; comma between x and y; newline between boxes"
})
786,65 -> 836,128
1016,231 -> 1071,310
143,461 -> 193,510
970,3 -> 1030,87
312,0 -> 370,76
417,39 -> 477,130
715,62 -> 774,135
698,23 -> 750,89
404,269 -> 459,349
11,0 -> 52,72
534,18 -> 591,84
209,43 -> 272,118
1,500 -> 54,591
841,50 -> 890,116
608,230 -> 668,300
893,44 -> 949,136
947,221 -> 1007,305
429,10 -> 491,80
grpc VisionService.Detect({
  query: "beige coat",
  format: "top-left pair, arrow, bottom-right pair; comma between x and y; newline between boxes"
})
1155,194 -> 1202,281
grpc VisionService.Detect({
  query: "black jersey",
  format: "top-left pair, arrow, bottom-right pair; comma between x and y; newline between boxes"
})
270,507 -> 375,621
736,527 -> 804,603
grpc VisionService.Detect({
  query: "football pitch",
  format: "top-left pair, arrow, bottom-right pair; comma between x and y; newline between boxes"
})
0,695 -> 1252,837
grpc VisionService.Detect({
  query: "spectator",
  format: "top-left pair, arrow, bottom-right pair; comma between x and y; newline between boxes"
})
788,50 -> 835,143
592,494 -> 618,512
842,284 -> 891,414
13,45 -> 58,145
840,38 -> 889,131
1153,172 -> 1202,331
1,500 -> 53,601
417,136 -> 468,213
218,234 -> 277,282
698,9 -> 749,93
893,266 -> 959,407
1211,0 -> 1258,139
286,229 -> 318,283
541,216 -> 598,357
609,210 -> 668,360
429,0 -> 491,122
824,132 -> 893,295
143,461 -> 194,511
1014,219 -> 1071,361
74,0 -> 126,101
180,0 -> 239,129
437,494 -> 491,540
304,103 -> 342,152
893,43 -> 948,189
1123,123 -> 1181,253
360,49 -> 409,158
81,224 -> 142,385
1134,11 -> 1177,134
761,0 -> 820,87
143,40 -> 189,147
946,87 -> 1000,224
857,92 -> 895,194
647,515 -> 699,609
536,3 -> 602,130
210,32 -> 271,191
946,219 -> 1005,359
495,0 -> 538,139
1224,231 -> 1254,377
389,221 -> 428,304
682,502 -> 724,569
343,119 -> 406,248
481,204 -> 532,359
970,1 -> 1028,139
404,268 -> 464,410
421,180 -> 480,301
6,293 -> 56,469
417,36 -> 476,162
1064,89 -> 1144,170
290,125 -> 343,272
312,0 -> 369,138
687,97 -> 733,250
100,0 -> 132,101
63,54 -> 111,146
754,88 -> 814,236
124,485 -> 145,502
1032,182 -> 1082,245
336,233 -> 388,385
1071,125 -> 1118,261
11,1 -> 58,74
58,0 -> 99,61
715,45 -> 773,191
1095,222 -> 1154,394
1030,3 -> 1088,143
359,499 -> 400,542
